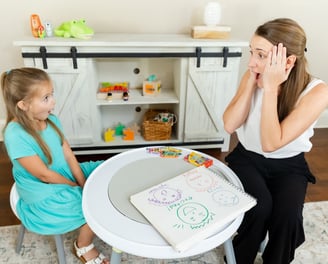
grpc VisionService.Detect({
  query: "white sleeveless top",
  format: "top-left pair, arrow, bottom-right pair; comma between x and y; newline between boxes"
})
237,78 -> 324,158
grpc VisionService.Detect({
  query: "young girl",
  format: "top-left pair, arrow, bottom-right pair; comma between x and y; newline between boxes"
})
1,68 -> 110,264
223,18 -> 328,263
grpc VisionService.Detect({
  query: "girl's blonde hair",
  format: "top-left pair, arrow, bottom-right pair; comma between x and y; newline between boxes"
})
255,18 -> 311,121
1,67 -> 64,164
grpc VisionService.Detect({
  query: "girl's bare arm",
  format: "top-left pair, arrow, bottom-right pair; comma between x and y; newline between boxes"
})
18,155 -> 78,186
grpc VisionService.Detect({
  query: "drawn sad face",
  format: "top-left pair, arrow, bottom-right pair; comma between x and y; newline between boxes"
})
177,202 -> 209,225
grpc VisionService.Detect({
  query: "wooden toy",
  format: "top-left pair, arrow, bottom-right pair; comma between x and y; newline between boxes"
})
38,25 -> 45,38
123,128 -> 134,140
106,92 -> 113,102
99,82 -> 129,93
45,22 -> 53,37
123,92 -> 129,101
30,14 -> 43,38
115,123 -> 126,136
130,123 -> 141,136
104,128 -> 115,142
143,74 -> 161,96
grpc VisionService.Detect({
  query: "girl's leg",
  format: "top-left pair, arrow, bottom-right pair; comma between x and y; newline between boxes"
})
76,224 -> 110,263
77,224 -> 94,248
77,162 -> 108,262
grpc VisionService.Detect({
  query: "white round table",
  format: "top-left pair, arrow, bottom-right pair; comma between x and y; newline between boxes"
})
82,147 -> 243,264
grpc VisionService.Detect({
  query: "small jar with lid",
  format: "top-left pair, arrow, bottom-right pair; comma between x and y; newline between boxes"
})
106,92 -> 113,102
123,92 -> 129,101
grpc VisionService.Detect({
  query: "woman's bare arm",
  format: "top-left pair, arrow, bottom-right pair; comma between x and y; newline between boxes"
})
223,70 -> 257,134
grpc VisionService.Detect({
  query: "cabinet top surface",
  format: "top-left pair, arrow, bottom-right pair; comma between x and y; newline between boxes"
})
14,33 -> 248,48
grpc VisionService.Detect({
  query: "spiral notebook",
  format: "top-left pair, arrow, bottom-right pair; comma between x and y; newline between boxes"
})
130,165 -> 257,252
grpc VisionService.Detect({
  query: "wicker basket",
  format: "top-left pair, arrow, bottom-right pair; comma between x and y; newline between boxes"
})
142,109 -> 173,140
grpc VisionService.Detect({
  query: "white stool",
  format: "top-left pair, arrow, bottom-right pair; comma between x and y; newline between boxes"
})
10,183 -> 67,264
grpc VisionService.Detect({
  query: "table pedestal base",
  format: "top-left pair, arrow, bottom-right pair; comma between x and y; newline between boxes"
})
110,248 -> 122,264
223,238 -> 236,264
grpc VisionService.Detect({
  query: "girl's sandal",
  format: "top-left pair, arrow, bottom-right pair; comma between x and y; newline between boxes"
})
73,240 -> 108,264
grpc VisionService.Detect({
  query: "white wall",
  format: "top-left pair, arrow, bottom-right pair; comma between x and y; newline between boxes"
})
1,0 -> 328,125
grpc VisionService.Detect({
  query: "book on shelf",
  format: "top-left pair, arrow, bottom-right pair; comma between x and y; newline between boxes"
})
130,165 -> 257,252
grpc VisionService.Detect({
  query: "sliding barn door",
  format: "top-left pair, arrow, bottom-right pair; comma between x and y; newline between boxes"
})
34,58 -> 99,146
184,54 -> 241,151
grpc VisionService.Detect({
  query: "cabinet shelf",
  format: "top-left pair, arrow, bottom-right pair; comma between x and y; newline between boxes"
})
98,134 -> 180,147
71,134 -> 182,154
96,89 -> 179,106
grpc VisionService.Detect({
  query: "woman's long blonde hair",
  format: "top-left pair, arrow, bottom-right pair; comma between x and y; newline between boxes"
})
1,67 -> 64,164
255,18 -> 311,121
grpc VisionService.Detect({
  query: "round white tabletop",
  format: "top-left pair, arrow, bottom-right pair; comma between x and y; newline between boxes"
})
82,146 -> 243,260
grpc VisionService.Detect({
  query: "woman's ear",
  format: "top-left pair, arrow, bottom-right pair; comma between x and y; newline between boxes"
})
17,100 -> 28,111
286,55 -> 296,70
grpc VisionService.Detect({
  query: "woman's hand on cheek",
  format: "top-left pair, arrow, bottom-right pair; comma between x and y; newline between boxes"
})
247,68 -> 258,88
262,43 -> 290,92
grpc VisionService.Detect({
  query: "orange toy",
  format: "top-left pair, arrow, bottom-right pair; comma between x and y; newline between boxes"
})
123,128 -> 134,140
30,14 -> 43,38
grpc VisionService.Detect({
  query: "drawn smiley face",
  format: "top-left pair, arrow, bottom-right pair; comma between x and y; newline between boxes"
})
177,202 -> 209,225
148,185 -> 182,206
212,190 -> 239,206
185,171 -> 217,192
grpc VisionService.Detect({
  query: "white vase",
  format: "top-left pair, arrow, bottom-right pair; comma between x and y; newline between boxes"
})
203,2 -> 221,26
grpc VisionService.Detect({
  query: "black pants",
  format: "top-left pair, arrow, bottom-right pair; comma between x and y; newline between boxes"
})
225,143 -> 315,264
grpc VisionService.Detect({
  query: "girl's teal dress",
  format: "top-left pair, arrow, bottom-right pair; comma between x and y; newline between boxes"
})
4,114 -> 102,235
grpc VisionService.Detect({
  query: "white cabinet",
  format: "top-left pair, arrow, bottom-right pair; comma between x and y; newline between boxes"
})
184,50 -> 242,151
35,58 -> 98,146
14,34 -> 247,154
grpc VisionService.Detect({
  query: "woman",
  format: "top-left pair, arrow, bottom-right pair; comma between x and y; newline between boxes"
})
223,18 -> 328,264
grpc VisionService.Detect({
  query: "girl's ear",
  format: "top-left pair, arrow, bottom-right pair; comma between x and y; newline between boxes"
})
17,100 -> 28,111
286,55 -> 296,70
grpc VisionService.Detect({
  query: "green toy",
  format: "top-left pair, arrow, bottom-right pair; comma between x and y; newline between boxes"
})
54,19 -> 94,39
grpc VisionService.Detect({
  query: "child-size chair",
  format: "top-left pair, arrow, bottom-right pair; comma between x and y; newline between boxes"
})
9,183 -> 67,264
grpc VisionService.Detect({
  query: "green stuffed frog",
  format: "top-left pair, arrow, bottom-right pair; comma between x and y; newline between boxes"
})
54,19 -> 94,39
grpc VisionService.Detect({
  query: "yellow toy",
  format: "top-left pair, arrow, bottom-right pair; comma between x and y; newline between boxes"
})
104,128 -> 115,142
